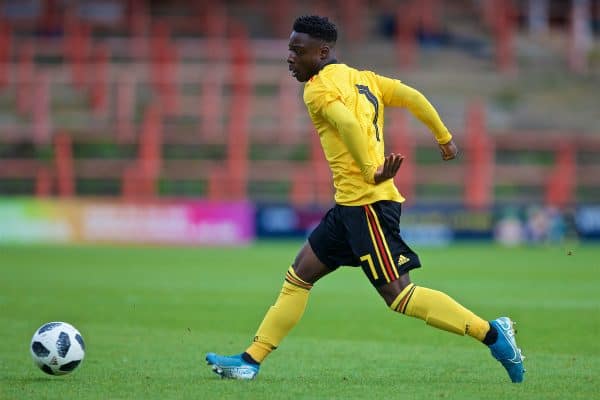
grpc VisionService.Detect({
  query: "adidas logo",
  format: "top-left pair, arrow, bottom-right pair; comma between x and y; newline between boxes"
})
398,255 -> 410,266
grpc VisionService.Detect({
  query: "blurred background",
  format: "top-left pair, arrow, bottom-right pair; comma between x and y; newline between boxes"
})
0,0 -> 599,247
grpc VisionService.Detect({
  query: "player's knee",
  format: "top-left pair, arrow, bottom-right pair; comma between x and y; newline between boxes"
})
377,277 -> 413,307
291,246 -> 331,284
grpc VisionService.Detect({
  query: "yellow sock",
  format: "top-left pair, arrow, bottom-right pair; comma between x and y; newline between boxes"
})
390,284 -> 490,341
245,267 -> 312,363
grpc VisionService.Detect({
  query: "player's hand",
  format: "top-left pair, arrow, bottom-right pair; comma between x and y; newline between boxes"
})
439,139 -> 458,161
374,153 -> 404,184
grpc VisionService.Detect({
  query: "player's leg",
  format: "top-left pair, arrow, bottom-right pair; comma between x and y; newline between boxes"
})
243,242 -> 332,364
380,275 -> 525,382
207,206 -> 349,379
353,202 -> 494,340
206,242 -> 331,379
355,201 -> 524,382
378,275 -> 493,341
240,205 -> 356,369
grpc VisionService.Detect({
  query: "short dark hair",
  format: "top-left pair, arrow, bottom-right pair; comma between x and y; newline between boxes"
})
293,15 -> 337,43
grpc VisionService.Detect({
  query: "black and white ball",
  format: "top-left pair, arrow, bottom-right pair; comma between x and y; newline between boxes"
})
30,322 -> 85,375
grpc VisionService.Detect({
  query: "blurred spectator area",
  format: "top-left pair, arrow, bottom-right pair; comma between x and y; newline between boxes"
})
0,0 -> 599,207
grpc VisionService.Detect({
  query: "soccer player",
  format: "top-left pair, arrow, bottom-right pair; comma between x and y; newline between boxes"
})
206,15 -> 525,383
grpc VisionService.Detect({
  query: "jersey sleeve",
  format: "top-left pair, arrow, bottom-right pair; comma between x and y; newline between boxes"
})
372,73 -> 404,106
374,74 -> 453,144
321,100 -> 378,184
303,81 -> 343,115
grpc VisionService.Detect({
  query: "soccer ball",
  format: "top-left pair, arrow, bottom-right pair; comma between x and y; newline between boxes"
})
30,321 -> 85,375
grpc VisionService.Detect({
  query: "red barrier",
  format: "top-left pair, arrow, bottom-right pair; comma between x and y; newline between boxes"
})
121,166 -> 137,199
32,73 -> 51,144
116,72 -> 136,143
310,129 -> 332,205
395,1 -> 418,69
64,22 -> 91,89
122,165 -> 153,200
36,167 -> 52,197
89,44 -> 110,116
207,170 -> 226,200
464,101 -> 493,208
390,110 -> 415,204
291,168 -> 313,206
491,1 -> 516,74
278,73 -> 300,144
199,41 -> 225,142
266,0 -> 293,38
128,0 -> 149,60
150,21 -> 179,116
546,142 -> 576,207
16,43 -> 34,115
226,26 -> 251,200
198,2 -> 227,37
420,0 -> 441,35
54,133 -> 74,197
568,0 -> 592,73
137,104 -> 162,197
340,0 -> 366,42
0,23 -> 11,88
2,8 -> 598,205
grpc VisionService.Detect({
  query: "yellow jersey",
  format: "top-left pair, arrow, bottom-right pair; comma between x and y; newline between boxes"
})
303,63 -> 452,206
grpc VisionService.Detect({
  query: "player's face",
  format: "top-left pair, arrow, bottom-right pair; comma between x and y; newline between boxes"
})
287,31 -> 325,82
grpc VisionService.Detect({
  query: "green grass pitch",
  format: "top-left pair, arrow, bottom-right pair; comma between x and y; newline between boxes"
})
1,241 -> 598,399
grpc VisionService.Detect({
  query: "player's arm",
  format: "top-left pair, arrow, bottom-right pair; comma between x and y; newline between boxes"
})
321,100 -> 402,184
379,78 -> 458,160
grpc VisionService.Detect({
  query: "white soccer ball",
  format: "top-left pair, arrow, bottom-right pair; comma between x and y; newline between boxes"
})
30,321 -> 85,375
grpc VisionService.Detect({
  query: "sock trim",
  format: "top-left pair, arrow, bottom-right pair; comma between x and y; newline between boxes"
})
242,352 -> 260,365
285,267 -> 313,290
482,323 -> 498,345
399,285 -> 417,313
390,283 -> 416,313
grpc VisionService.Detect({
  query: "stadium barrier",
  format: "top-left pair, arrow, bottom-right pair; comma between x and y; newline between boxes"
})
255,203 -> 579,246
0,1 -> 598,207
1,198 -> 596,246
0,198 -> 254,246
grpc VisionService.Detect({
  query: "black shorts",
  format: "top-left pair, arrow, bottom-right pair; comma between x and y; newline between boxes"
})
308,200 -> 421,288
